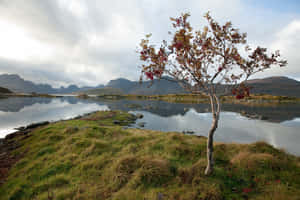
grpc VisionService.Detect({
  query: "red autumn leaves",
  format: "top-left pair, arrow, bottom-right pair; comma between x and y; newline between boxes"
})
242,188 -> 252,193
145,72 -> 153,80
173,41 -> 184,50
138,12 -> 287,98
140,45 -> 166,81
144,70 -> 163,80
140,50 -> 148,61
232,85 -> 250,99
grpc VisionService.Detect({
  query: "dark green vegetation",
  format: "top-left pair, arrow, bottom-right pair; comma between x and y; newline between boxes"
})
93,93 -> 300,105
0,86 -> 12,94
1,111 -> 300,199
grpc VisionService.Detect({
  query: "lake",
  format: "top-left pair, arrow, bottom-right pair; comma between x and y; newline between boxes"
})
0,96 -> 300,155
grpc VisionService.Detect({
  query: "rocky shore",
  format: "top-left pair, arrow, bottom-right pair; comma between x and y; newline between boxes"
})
0,130 -> 31,185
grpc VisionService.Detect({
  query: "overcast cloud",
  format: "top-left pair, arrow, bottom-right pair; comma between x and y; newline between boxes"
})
0,0 -> 299,87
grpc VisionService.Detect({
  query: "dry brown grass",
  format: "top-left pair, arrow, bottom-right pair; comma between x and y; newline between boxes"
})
230,151 -> 281,172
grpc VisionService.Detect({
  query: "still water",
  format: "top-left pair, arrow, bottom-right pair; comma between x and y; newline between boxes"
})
0,96 -> 300,155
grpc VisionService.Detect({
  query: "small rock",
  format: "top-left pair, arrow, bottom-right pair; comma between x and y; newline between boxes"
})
26,121 -> 49,129
73,115 -> 82,120
129,114 -> 138,120
14,126 -> 26,131
113,120 -> 121,125
259,115 -> 268,120
135,113 -> 144,119
182,130 -> 195,134
137,122 -> 146,127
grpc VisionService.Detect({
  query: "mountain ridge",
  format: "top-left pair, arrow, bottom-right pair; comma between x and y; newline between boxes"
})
84,76 -> 300,97
0,74 -> 104,94
245,76 -> 300,97
0,73 -> 299,97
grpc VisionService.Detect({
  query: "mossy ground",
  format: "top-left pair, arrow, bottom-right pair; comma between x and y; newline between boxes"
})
0,110 -> 300,200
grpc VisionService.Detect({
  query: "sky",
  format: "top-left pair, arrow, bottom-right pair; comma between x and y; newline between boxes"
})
0,0 -> 299,87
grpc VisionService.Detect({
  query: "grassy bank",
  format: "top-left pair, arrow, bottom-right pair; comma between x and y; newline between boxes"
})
1,111 -> 300,200
93,93 -> 300,105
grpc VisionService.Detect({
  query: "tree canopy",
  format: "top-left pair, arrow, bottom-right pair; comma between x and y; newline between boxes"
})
138,12 -> 287,98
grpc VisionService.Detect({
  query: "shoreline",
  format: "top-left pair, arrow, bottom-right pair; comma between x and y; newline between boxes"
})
93,93 -> 300,104
2,92 -> 300,104
0,110 -> 101,140
1,110 -> 299,199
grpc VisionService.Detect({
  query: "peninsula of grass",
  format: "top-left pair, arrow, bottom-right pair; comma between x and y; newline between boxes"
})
1,111 -> 300,200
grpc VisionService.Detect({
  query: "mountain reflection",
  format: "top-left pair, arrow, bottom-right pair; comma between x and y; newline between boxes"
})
96,99 -> 300,123
0,96 -> 300,123
1,96 -> 300,155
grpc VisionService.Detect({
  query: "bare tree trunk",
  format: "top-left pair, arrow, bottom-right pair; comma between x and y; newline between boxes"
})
205,94 -> 220,175
205,115 -> 218,175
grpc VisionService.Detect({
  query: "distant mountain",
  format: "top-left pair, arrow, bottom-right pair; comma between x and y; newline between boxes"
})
0,86 -> 12,94
83,87 -> 123,95
0,74 -> 55,94
1,73 -> 299,97
105,77 -> 186,95
83,76 -> 300,97
246,76 -> 300,97
0,74 -> 104,94
106,78 -> 136,93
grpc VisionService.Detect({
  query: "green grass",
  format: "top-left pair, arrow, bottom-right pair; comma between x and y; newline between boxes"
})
88,93 -> 300,105
1,111 -> 300,199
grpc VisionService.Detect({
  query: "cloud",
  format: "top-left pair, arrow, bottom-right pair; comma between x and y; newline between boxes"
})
0,58 -> 76,87
0,0 -> 299,86
0,0 -> 83,45
252,20 -> 300,80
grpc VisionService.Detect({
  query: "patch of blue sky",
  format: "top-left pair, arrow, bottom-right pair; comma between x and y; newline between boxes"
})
245,0 -> 300,13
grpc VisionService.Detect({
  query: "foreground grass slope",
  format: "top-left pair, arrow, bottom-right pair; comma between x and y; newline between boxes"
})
0,111 -> 300,200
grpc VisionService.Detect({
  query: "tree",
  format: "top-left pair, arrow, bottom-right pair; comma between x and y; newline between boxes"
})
137,12 -> 287,175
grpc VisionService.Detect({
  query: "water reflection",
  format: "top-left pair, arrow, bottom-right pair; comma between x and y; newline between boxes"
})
131,109 -> 300,155
0,97 -> 299,155
0,97 -> 108,138
1,97 -> 300,123
92,99 -> 300,123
